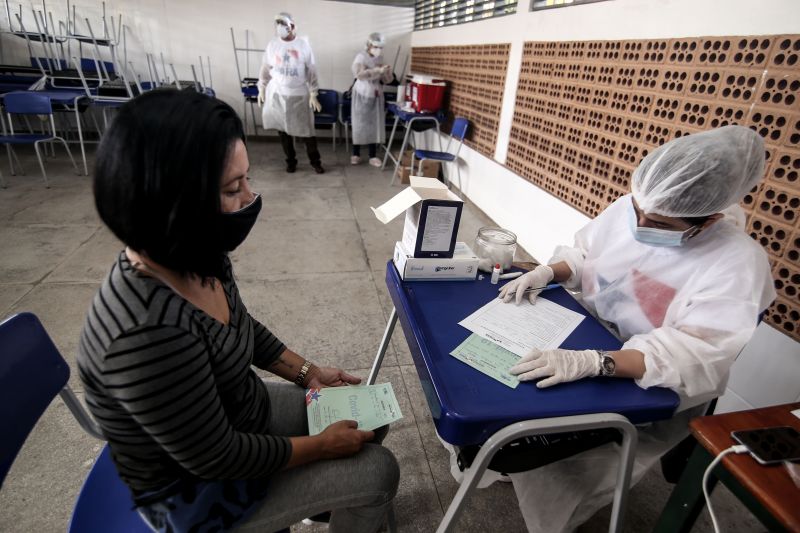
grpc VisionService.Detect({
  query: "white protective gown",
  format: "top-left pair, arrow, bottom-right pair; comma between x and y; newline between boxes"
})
258,36 -> 319,138
351,50 -> 392,146
503,194 -> 775,532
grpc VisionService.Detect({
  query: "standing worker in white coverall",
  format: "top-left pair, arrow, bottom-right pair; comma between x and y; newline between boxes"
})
350,32 -> 393,167
258,12 -> 325,174
490,126 -> 776,532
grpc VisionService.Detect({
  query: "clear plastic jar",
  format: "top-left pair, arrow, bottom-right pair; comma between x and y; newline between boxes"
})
474,226 -> 517,273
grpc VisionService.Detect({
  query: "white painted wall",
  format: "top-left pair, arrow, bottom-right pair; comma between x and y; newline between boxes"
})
1,0 -> 414,116
411,0 -> 800,410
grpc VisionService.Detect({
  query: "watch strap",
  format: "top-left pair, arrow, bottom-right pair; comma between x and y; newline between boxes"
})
294,360 -> 312,387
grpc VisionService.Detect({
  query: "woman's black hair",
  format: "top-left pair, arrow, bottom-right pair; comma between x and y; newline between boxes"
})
94,89 -> 245,281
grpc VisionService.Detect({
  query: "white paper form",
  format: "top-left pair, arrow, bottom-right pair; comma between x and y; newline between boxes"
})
458,297 -> 585,357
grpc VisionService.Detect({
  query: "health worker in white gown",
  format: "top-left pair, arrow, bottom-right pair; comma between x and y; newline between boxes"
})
257,12 -> 324,174
491,125 -> 775,532
350,32 -> 393,167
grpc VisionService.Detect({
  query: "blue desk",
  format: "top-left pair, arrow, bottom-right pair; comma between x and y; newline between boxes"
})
369,262 -> 679,532
381,103 -> 444,186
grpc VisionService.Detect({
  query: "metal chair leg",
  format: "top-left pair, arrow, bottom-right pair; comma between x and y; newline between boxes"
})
10,146 -> 24,176
55,137 -> 80,175
249,101 -> 258,136
6,145 -> 17,175
33,141 -> 49,187
242,98 -> 249,138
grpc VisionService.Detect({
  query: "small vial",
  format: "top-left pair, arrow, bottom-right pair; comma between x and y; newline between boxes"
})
490,263 -> 501,284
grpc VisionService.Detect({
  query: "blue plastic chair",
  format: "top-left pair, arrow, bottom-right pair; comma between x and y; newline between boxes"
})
0,91 -> 79,188
0,312 -> 150,531
314,88 -> 339,151
411,117 -> 469,188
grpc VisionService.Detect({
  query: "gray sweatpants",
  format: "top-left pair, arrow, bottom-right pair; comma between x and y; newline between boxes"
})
236,382 -> 399,533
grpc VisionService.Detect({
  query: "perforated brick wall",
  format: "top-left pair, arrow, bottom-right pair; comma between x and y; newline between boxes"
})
506,36 -> 800,340
410,44 -> 510,157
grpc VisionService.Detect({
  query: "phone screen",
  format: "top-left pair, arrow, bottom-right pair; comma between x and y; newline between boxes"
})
731,426 -> 800,465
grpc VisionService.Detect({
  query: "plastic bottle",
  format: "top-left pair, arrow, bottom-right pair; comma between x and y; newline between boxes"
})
490,263 -> 501,285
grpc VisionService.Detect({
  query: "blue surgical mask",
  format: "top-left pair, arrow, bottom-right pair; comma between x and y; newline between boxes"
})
628,203 -> 698,247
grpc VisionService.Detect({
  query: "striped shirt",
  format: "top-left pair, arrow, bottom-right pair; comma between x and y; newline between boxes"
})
76,252 -> 290,499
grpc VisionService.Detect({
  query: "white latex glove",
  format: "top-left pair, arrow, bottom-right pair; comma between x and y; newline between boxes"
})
497,265 -> 554,305
510,349 -> 600,388
257,86 -> 266,106
309,92 -> 322,112
381,64 -> 391,74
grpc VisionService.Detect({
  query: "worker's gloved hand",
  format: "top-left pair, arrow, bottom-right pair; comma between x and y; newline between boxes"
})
498,265 -> 554,305
309,92 -> 322,112
381,64 -> 391,74
510,349 -> 600,388
257,86 -> 266,106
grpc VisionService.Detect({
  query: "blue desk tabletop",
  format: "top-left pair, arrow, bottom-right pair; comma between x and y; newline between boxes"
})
388,103 -> 445,122
385,261 -> 679,446
0,89 -> 85,103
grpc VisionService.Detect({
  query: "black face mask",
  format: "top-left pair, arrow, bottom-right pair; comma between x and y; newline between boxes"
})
217,194 -> 262,251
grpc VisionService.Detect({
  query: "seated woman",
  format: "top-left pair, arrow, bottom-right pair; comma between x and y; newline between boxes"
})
77,89 -> 399,533
497,126 -> 775,532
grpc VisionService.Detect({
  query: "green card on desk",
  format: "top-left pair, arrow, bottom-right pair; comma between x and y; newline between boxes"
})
306,383 -> 403,435
450,334 -> 521,389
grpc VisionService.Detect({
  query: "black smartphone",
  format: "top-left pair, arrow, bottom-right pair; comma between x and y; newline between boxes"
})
731,426 -> 800,465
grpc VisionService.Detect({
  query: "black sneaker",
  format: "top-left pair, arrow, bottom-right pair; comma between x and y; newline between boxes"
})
301,511 -> 331,525
312,164 -> 325,174
286,162 -> 297,173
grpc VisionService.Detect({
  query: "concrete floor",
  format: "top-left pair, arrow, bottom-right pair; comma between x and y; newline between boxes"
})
0,141 -> 766,532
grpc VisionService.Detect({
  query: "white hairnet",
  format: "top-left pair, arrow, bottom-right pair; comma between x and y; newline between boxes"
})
275,12 -> 294,28
367,32 -> 385,48
631,125 -> 765,218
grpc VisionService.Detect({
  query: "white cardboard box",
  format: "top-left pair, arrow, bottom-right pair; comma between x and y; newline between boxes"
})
393,241 -> 478,281
371,176 -> 463,258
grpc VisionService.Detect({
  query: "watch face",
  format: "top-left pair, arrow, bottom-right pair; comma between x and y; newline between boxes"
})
602,356 -> 615,375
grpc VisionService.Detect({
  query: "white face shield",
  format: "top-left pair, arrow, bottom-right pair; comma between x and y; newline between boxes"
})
275,13 -> 295,39
276,22 -> 293,39
367,32 -> 385,57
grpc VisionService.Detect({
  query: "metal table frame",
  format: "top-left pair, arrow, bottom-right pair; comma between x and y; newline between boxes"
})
381,104 -> 443,186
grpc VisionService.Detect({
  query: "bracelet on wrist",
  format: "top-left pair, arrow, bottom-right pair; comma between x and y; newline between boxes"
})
294,361 -> 312,387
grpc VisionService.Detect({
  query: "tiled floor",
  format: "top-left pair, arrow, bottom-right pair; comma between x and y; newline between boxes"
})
0,141 -> 763,532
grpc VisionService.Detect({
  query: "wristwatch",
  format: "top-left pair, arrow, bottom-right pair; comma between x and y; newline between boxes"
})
294,361 -> 313,387
598,351 -> 616,377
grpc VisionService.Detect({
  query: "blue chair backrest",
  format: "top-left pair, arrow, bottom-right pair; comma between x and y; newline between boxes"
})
0,313 -> 70,487
451,117 -> 469,141
80,58 -> 115,75
30,57 -> 68,71
316,89 -> 338,116
3,91 -> 53,115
